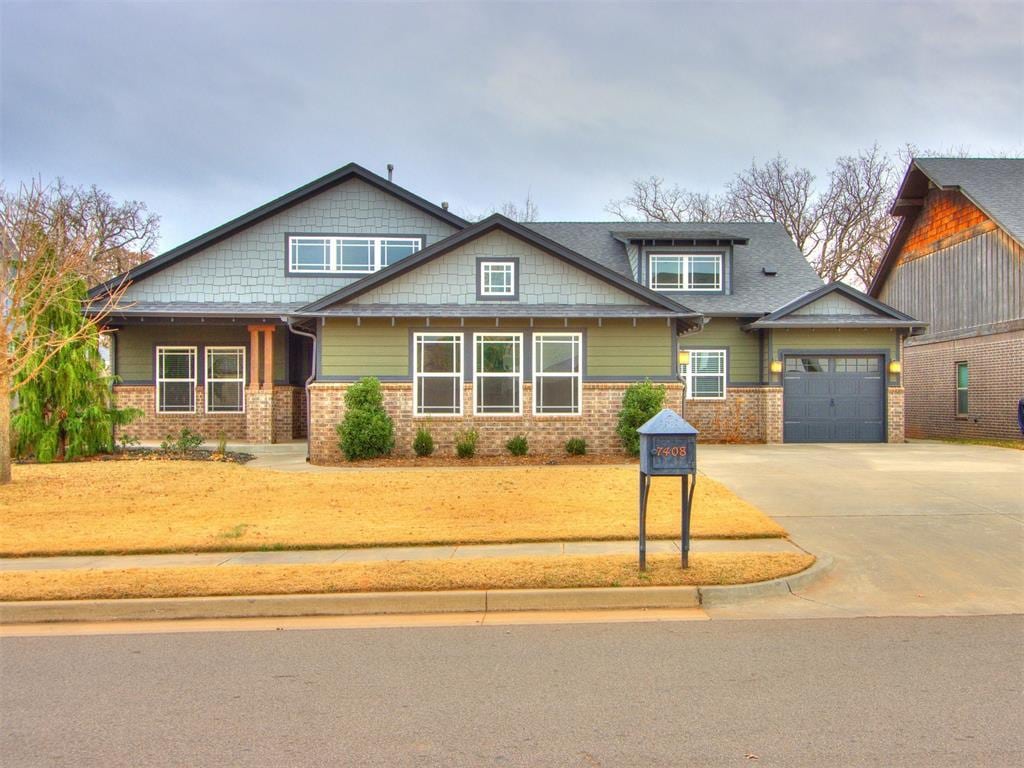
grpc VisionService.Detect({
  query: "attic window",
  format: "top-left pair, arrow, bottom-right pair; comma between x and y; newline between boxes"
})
287,235 -> 422,274
649,253 -> 722,291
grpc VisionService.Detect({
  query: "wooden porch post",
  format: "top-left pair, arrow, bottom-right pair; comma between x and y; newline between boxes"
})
263,327 -> 274,390
248,326 -> 260,388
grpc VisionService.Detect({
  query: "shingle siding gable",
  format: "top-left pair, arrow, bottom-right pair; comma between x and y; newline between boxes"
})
121,178 -> 459,304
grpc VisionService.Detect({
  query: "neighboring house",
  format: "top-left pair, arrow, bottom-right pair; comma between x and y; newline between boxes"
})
90,163 -> 922,464
870,158 -> 1024,441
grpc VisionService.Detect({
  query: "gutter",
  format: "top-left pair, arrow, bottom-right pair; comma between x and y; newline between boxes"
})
284,317 -> 317,462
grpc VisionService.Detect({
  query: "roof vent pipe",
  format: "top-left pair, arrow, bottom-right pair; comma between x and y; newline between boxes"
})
386,163 -> 394,181
441,201 -> 449,211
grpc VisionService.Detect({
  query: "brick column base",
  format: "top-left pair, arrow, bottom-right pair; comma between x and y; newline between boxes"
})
764,387 -> 784,444
245,388 -> 275,443
887,387 -> 905,443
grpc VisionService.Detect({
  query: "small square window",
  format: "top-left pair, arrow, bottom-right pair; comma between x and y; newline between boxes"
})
478,260 -> 517,299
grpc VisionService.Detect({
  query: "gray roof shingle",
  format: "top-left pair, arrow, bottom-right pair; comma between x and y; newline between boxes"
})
298,303 -> 685,318
96,301 -> 306,318
525,221 -> 822,315
914,158 -> 1024,245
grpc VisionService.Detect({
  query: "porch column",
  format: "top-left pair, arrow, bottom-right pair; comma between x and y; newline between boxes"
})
263,326 -> 274,390
245,325 -> 276,444
248,327 -> 260,389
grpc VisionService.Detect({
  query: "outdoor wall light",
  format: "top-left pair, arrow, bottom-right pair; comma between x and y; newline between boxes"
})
677,350 -> 691,367
770,360 -> 783,374
889,361 -> 902,374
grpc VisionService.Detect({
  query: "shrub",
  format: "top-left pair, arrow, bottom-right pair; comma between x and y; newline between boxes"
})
215,431 -> 228,455
336,377 -> 395,461
116,433 -> 140,452
455,428 -> 479,459
505,434 -> 529,456
565,437 -> 587,456
412,426 -> 434,457
616,380 -> 666,456
160,428 -> 205,454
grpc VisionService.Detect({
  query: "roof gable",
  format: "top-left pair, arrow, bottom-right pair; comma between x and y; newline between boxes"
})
300,215 -> 698,316
90,163 -> 467,298
745,282 -> 922,329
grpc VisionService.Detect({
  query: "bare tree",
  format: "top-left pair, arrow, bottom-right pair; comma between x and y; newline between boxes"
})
0,180 -> 147,483
607,146 -> 901,286
462,191 -> 540,223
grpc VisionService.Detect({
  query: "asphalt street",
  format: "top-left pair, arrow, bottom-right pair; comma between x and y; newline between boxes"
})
2,614 -> 1022,767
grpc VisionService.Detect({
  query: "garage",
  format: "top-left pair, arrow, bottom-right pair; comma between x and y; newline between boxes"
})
783,355 -> 885,442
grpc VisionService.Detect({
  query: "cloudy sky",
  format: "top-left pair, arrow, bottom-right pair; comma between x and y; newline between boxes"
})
2,0 -> 1021,250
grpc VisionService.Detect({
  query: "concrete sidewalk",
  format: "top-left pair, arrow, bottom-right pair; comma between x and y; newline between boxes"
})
0,537 -> 802,572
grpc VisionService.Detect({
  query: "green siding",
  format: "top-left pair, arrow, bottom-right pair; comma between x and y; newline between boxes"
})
769,328 -> 900,361
587,320 -> 673,377
319,318 -> 673,379
681,318 -> 762,384
115,324 -> 287,382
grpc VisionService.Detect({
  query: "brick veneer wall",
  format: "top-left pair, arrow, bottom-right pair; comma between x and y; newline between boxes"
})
308,382 -> 775,464
899,189 -> 994,263
113,384 -> 305,443
887,387 -> 905,443
113,385 -> 247,441
903,329 -> 1024,440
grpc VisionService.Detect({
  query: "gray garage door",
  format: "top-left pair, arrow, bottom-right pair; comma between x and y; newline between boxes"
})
783,355 -> 885,443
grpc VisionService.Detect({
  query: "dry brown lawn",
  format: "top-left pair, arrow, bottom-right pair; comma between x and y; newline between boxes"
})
0,462 -> 785,557
0,552 -> 814,601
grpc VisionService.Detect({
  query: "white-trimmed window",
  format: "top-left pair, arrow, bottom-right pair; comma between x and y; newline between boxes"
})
533,333 -> 582,415
156,346 -> 197,413
649,253 -> 722,291
956,362 -> 969,416
681,349 -> 727,400
413,333 -> 463,416
205,347 -> 245,413
474,333 -> 522,415
287,235 -> 422,274
480,260 -> 516,297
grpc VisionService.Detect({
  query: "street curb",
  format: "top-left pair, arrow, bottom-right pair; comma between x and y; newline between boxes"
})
697,553 -> 834,606
0,557 -> 830,625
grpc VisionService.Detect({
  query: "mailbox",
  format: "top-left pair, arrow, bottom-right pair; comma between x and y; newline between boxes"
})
638,409 -> 698,476
636,408 -> 699,570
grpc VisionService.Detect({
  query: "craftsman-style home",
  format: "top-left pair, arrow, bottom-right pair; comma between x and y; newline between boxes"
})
90,163 -> 922,463
870,158 -> 1023,441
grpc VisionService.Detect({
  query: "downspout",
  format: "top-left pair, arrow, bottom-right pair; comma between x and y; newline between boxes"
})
284,317 -> 317,462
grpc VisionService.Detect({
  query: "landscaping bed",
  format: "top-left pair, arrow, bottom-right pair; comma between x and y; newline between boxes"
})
16,448 -> 255,466
0,462 -> 786,557
0,552 -> 815,601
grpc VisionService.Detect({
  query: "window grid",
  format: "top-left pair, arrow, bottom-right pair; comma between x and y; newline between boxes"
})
473,333 -> 523,416
649,253 -> 723,291
156,346 -> 197,414
205,346 -> 246,414
480,261 -> 516,297
956,362 -> 969,416
533,333 -> 583,416
681,349 -> 727,400
413,333 -> 464,416
287,236 -> 422,274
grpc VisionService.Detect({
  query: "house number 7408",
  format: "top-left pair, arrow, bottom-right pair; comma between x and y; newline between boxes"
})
654,445 -> 687,457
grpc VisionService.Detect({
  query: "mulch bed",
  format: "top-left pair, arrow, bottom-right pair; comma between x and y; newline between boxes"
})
342,453 -> 638,468
16,448 -> 255,466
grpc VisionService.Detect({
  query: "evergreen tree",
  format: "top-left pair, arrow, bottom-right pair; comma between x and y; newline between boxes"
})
12,273 -> 139,462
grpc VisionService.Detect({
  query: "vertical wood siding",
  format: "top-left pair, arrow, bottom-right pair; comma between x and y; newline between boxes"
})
879,229 -> 1024,337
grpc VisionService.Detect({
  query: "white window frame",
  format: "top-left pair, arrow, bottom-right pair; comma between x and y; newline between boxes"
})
473,333 -> 523,416
532,332 -> 583,416
287,235 -> 422,274
649,252 -> 723,292
156,346 -> 197,414
681,349 -> 727,400
205,346 -> 246,414
480,260 -> 516,297
413,332 -> 464,417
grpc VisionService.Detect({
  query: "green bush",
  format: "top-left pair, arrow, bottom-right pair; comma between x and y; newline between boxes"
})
616,380 -> 666,456
505,434 -> 529,456
215,431 -> 228,455
412,426 -> 434,457
565,437 -> 587,456
455,428 -> 479,459
336,377 -> 395,461
160,428 -> 204,454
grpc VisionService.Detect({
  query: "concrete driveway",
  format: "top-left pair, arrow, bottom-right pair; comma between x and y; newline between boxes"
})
698,442 -> 1024,619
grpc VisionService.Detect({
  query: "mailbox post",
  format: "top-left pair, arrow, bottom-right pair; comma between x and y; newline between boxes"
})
637,408 -> 699,570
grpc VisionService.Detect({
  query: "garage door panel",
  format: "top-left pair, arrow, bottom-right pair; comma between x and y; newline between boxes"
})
784,355 -> 885,443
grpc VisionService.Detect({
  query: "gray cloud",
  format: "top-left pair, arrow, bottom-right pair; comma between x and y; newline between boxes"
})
2,0 -> 1021,250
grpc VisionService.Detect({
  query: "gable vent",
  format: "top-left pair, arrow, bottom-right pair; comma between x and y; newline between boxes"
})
763,267 -> 778,276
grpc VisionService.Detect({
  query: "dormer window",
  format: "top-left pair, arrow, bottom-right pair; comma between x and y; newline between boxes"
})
649,252 -> 722,291
477,258 -> 518,300
287,235 -> 422,275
